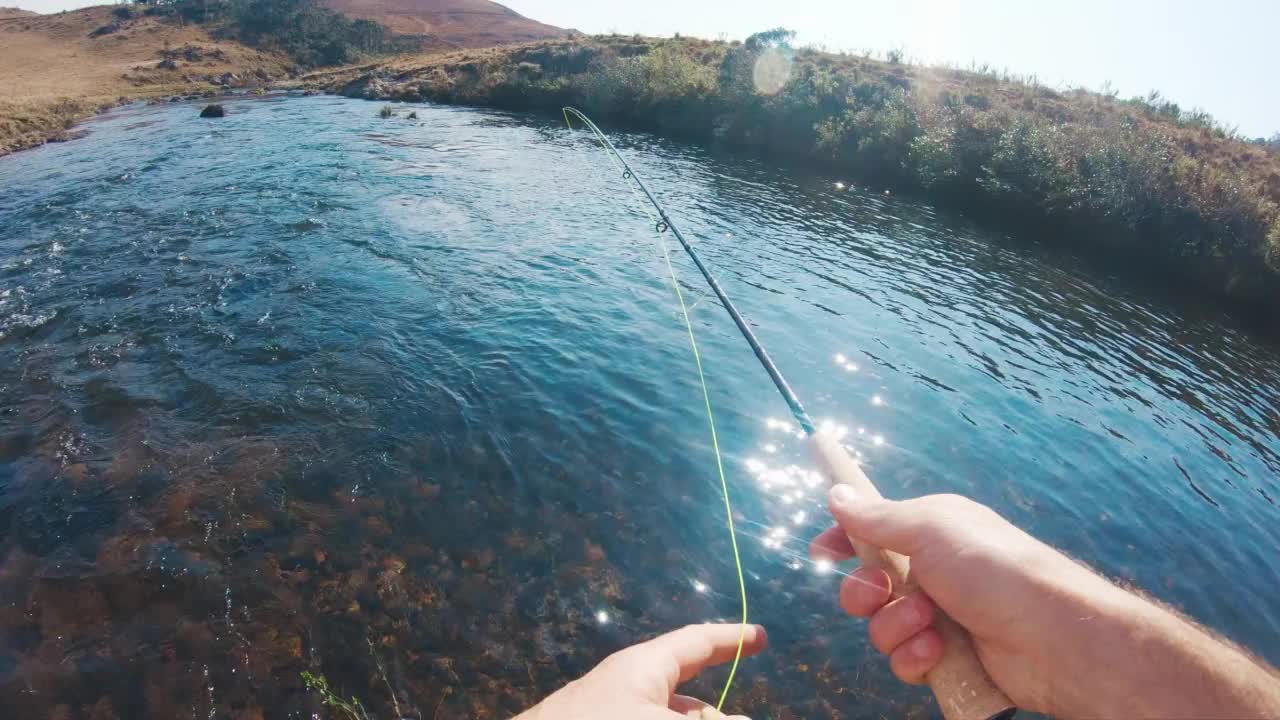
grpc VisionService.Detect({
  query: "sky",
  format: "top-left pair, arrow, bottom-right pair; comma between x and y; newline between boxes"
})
11,0 -> 1277,137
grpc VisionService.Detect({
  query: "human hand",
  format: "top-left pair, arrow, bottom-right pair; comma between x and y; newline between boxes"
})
515,623 -> 767,720
810,487 -> 1134,717
811,487 -> 1280,719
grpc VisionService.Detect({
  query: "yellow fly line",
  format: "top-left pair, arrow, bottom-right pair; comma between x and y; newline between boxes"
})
564,109 -> 749,712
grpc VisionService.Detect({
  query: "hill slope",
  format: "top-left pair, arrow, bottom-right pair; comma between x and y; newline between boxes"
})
0,6 -> 291,154
0,7 -> 35,18
319,0 -> 566,47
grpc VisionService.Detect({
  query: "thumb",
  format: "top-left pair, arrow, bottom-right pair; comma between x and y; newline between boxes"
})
827,485 -> 937,557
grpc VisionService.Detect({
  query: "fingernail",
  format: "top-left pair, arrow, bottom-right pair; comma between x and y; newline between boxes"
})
910,633 -> 934,659
830,484 -> 857,507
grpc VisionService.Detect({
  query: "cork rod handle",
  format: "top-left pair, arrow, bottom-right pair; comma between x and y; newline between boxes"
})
809,431 -> 1016,720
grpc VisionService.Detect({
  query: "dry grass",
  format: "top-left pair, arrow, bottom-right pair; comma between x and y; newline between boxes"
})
0,5 -> 292,155
0,97 -> 101,154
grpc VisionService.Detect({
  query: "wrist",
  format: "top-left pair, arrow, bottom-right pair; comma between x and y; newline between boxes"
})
1052,579 -> 1280,719
1026,567 -> 1139,717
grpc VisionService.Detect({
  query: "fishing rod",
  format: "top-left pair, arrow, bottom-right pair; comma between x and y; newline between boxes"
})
562,107 -> 1015,720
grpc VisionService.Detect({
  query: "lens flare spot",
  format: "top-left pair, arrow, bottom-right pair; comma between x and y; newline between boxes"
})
752,47 -> 793,95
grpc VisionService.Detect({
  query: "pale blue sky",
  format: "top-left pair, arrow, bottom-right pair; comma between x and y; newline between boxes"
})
13,0 -> 1277,136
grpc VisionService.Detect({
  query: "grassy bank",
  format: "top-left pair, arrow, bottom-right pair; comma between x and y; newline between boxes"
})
0,0 -> 423,156
0,5 -> 299,155
0,97 -> 103,154
319,32 -> 1280,319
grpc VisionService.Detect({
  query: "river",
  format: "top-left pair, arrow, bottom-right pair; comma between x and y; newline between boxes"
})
1,95 -> 1278,719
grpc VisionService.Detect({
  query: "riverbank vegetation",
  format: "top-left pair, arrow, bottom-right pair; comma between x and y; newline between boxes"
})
0,97 -> 99,153
321,32 -> 1280,316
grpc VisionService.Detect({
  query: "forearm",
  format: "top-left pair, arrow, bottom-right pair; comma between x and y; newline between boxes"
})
1058,581 -> 1280,719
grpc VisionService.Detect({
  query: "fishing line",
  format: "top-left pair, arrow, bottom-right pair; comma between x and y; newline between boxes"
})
563,108 -> 749,712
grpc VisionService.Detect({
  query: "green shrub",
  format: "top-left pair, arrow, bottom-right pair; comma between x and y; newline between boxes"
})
979,118 -> 1080,214
580,56 -> 644,116
641,44 -> 716,100
909,123 -> 961,189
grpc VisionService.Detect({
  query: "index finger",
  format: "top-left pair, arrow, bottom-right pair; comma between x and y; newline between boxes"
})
635,623 -> 768,692
809,524 -> 856,562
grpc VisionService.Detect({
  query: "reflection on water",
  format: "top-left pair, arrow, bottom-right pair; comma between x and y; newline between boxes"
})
0,96 -> 1278,719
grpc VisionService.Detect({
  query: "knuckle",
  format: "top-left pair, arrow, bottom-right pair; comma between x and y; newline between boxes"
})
841,571 -> 886,617
933,493 -> 973,510
895,668 -> 928,685
890,651 -> 929,685
867,615 -> 895,654
597,651 -> 628,671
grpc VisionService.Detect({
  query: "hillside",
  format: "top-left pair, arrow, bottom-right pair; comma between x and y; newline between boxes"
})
315,34 -> 1280,320
0,0 -> 570,156
0,7 -> 289,98
319,0 -> 567,47
0,6 -> 295,155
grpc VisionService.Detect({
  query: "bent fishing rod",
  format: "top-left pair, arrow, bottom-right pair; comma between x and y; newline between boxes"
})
563,107 -> 1015,720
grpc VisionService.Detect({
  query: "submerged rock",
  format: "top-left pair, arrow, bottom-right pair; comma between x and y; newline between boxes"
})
199,104 -> 225,119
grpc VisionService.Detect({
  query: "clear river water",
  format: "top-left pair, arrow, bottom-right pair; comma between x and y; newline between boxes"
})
1,95 -> 1278,719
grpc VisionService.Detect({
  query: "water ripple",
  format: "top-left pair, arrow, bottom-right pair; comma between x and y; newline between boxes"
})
0,96 -> 1277,718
